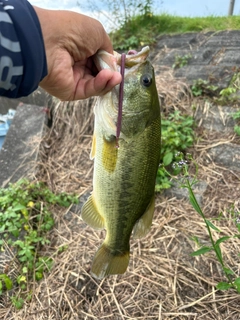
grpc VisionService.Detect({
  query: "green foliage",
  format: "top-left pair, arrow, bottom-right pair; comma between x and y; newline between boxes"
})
0,274 -> 13,294
161,111 -> 194,164
220,87 -> 237,98
234,125 -> 240,136
0,179 -> 78,308
191,79 -> 219,97
232,109 -> 240,136
111,14 -> 158,50
180,165 -> 240,293
110,13 -> 240,50
172,54 -> 192,69
190,73 -> 240,105
216,87 -> 238,104
232,110 -> 240,120
150,14 -> 240,34
214,72 -> 240,104
155,111 -> 194,192
10,296 -> 25,310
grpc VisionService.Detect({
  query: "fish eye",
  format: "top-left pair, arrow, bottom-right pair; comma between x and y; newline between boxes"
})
140,74 -> 152,87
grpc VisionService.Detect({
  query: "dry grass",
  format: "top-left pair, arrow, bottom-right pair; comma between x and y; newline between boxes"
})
155,66 -> 192,115
1,71 -> 240,319
36,98 -> 95,195
2,197 -> 239,319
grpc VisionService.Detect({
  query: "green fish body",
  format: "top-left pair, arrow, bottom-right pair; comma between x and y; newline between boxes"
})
81,47 -> 161,279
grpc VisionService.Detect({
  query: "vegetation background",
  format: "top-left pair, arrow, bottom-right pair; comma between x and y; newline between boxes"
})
1,0 -> 240,319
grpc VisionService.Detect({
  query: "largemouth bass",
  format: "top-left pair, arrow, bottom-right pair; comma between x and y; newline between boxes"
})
81,46 -> 161,279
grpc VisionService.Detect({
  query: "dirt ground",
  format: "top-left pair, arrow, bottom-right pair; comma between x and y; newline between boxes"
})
1,70 -> 240,320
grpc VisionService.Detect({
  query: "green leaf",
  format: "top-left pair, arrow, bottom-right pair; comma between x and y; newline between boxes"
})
11,296 -> 24,309
0,274 -> 12,290
215,236 -> 231,246
216,282 -> 232,290
4,277 -> 12,290
223,267 -> 235,275
234,277 -> 240,293
35,272 -> 43,281
214,244 -> 223,264
22,267 -> 28,274
234,125 -> 240,136
190,236 -> 200,246
234,277 -> 240,285
11,204 -> 27,211
190,246 -> 212,256
206,219 -> 220,232
189,194 -> 202,215
163,152 -> 173,166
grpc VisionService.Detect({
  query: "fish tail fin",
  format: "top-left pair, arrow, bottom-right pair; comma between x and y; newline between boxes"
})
91,243 -> 129,280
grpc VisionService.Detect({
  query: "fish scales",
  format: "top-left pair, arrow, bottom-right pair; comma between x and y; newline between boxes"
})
81,46 -> 161,279
94,118 -> 160,246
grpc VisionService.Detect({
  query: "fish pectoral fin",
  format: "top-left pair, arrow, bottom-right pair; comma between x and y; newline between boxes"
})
90,133 -> 96,160
91,243 -> 130,280
81,195 -> 105,230
132,195 -> 155,239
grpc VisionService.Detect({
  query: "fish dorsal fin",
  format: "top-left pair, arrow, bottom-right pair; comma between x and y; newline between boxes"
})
81,195 -> 105,230
132,195 -> 155,239
90,134 -> 96,160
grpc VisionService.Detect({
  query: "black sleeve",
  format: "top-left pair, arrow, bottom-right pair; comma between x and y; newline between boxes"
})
0,0 -> 47,98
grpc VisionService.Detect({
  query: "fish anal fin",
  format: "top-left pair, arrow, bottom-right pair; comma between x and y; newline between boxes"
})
90,134 -> 96,160
81,195 -> 104,230
91,243 -> 130,280
132,196 -> 155,239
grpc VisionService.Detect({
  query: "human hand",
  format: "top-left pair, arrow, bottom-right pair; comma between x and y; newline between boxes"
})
34,7 -> 122,101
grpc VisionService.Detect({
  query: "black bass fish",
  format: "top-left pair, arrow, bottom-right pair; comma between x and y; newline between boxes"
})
81,46 -> 161,279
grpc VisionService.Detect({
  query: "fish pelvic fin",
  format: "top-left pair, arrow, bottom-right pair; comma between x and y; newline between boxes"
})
91,243 -> 130,280
132,195 -> 155,239
81,195 -> 105,230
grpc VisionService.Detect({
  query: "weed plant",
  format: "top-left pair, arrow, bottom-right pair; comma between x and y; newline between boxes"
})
155,110 -> 194,191
172,54 -> 192,69
232,109 -> 240,135
0,179 -> 78,308
191,79 -> 219,97
191,72 -> 240,106
161,154 -> 240,293
179,163 -> 240,293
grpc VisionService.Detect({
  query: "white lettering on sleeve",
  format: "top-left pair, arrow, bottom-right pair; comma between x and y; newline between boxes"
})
0,56 -> 23,91
0,32 -> 21,52
0,11 -> 12,23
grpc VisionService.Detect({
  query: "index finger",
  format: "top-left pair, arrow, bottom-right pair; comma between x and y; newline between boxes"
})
98,24 -> 114,54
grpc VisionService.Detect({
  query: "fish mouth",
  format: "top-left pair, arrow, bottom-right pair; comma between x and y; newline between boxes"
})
94,46 -> 150,73
116,46 -> 150,68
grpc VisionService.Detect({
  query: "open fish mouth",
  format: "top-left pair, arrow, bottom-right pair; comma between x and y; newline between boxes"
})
94,46 -> 150,73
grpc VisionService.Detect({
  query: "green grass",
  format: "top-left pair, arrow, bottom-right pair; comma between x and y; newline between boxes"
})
111,14 -> 240,50
0,179 -> 78,309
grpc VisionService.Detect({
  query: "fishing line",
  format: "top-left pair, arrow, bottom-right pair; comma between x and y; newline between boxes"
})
116,53 -> 126,147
